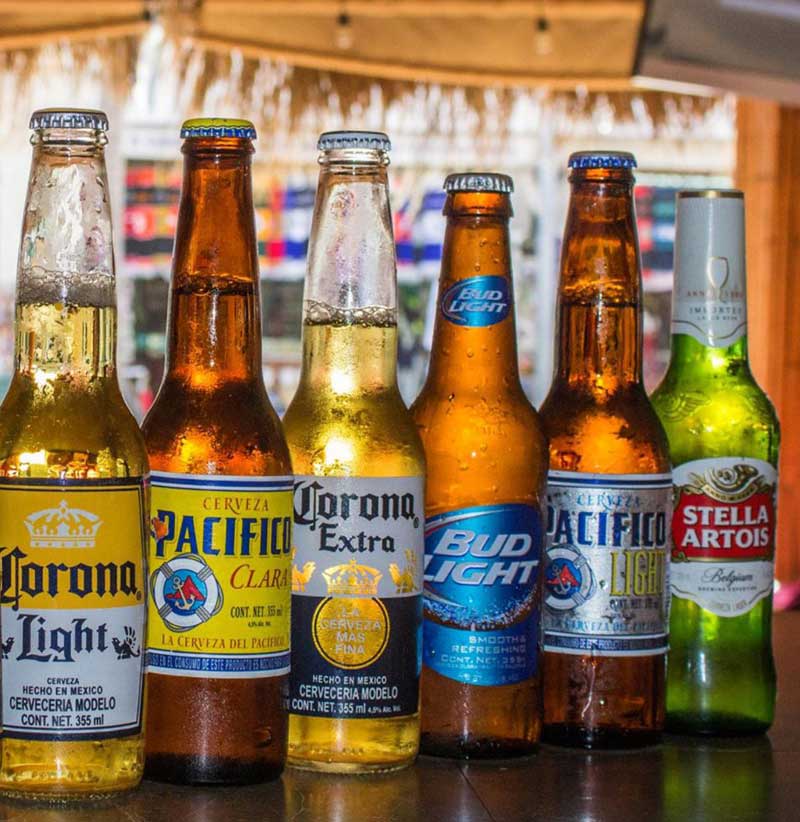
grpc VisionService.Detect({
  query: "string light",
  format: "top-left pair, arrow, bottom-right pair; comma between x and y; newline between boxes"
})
336,11 -> 354,51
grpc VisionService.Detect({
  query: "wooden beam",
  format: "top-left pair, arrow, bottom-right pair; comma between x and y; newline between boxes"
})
0,19 -> 148,50
736,98 -> 800,582
191,31 -> 633,89
201,0 -> 644,20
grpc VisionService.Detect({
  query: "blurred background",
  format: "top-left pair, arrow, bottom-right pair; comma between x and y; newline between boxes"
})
0,0 -> 797,585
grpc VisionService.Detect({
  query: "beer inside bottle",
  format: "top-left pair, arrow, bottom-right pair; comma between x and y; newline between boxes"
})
0,109 -> 148,799
142,119 -> 292,784
651,190 -> 779,734
284,131 -> 425,772
411,173 -> 548,757
539,152 -> 671,748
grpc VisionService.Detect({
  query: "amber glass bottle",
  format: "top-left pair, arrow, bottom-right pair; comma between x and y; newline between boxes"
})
143,119 -> 292,784
411,174 -> 548,757
539,152 -> 671,748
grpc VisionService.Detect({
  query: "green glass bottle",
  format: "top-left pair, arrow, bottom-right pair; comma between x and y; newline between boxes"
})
651,190 -> 780,734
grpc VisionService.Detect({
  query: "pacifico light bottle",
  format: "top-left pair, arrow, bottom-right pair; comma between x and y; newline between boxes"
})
0,109 -> 148,799
284,131 -> 425,772
143,119 -> 293,784
539,152 -> 671,748
411,173 -> 548,757
651,191 -> 779,734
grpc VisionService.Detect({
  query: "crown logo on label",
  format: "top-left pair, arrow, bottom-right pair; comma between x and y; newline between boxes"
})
25,500 -> 102,548
322,559 -> 382,596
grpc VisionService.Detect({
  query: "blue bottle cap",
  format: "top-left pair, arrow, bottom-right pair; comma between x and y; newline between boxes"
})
568,151 -> 637,169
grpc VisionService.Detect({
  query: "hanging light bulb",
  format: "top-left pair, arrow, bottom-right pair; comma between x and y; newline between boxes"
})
336,12 -> 354,50
534,16 -> 553,57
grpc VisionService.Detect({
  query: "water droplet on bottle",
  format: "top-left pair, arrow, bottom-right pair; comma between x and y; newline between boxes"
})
474,263 -> 481,271
466,349 -> 474,358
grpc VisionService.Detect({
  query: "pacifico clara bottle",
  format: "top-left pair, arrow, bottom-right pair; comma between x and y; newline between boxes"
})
142,119 -> 293,784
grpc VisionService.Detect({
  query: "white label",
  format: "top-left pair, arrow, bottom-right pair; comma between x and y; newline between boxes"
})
543,471 -> 672,657
671,457 -> 777,617
289,475 -> 424,719
672,257 -> 746,347
1,605 -> 144,738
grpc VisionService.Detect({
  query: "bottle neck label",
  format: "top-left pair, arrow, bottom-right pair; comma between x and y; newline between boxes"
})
289,475 -> 424,719
146,472 -> 293,678
671,457 -> 776,617
0,477 -> 146,741
441,275 -> 510,327
672,259 -> 747,347
423,503 -> 541,686
542,471 -> 671,657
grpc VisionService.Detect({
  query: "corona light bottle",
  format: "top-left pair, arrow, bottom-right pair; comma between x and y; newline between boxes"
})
540,152 -> 671,748
284,131 -> 425,772
651,191 -> 779,734
143,119 -> 293,784
0,109 -> 148,799
411,173 -> 548,757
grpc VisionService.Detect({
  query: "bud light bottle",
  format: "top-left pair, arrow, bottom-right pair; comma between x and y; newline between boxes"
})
411,173 -> 548,757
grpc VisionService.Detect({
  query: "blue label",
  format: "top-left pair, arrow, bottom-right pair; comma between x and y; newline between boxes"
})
423,504 -> 541,686
440,275 -> 511,327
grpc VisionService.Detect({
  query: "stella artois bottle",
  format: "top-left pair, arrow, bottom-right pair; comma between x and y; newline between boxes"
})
651,190 -> 780,734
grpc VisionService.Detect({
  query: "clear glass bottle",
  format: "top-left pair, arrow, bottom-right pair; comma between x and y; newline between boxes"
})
0,109 -> 148,800
284,131 -> 425,772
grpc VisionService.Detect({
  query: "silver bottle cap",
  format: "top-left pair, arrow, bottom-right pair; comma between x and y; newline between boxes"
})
444,173 -> 514,194
317,131 -> 391,152
29,108 -> 109,131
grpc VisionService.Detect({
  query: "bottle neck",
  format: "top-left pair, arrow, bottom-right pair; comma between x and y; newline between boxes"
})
14,133 -> 118,380
426,192 -> 520,392
165,138 -> 263,384
553,171 -> 643,392
300,153 -> 398,392
669,191 -> 749,371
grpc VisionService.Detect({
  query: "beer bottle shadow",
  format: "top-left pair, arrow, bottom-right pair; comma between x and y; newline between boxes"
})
661,735 -> 773,821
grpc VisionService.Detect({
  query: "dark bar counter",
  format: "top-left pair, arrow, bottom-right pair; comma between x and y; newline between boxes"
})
2,611 -> 798,821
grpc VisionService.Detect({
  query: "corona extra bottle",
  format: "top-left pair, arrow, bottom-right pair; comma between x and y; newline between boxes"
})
284,131 -> 425,772
411,173 -> 548,757
540,152 -> 671,748
143,119 -> 293,784
651,191 -> 779,734
0,109 -> 148,799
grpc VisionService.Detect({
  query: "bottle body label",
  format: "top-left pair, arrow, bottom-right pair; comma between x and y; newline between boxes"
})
423,504 -> 541,686
289,476 -> 424,719
543,471 -> 671,657
146,472 -> 292,678
670,457 -> 776,617
0,478 -> 146,741
441,275 -> 510,327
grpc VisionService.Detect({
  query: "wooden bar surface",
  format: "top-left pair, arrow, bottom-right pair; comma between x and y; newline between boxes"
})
1,611 -> 799,820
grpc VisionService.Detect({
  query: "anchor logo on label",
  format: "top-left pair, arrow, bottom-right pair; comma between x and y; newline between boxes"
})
544,545 -> 595,611
150,555 -> 223,632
